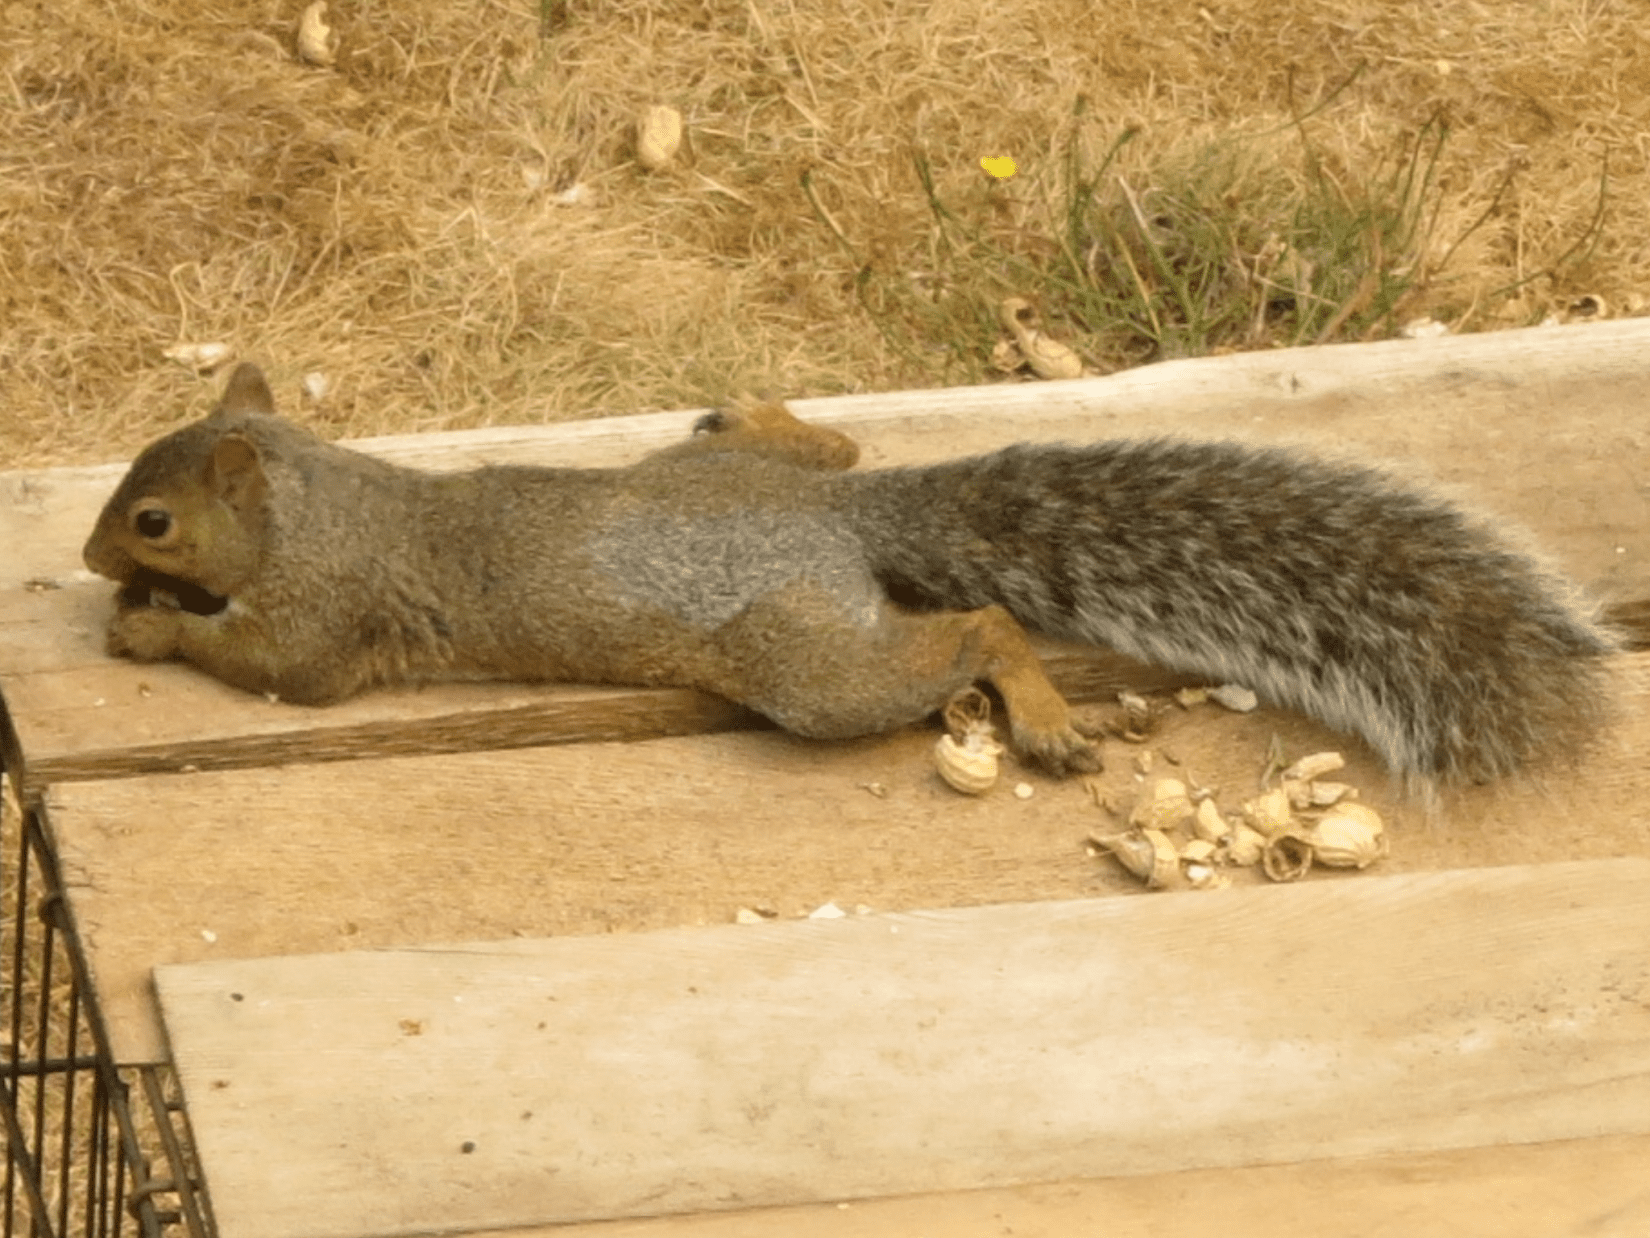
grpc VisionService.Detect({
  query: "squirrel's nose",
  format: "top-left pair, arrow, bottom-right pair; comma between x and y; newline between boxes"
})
83,531 -> 132,582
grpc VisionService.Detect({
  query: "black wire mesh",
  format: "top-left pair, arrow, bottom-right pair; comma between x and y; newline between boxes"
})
2,710 -> 214,1237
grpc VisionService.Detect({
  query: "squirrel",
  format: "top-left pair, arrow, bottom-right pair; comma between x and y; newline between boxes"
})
83,361 -> 1617,788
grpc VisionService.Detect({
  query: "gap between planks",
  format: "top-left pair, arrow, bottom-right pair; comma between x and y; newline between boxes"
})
43,651 -> 1650,1068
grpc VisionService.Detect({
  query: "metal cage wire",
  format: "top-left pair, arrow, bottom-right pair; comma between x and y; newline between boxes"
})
1,707 -> 214,1237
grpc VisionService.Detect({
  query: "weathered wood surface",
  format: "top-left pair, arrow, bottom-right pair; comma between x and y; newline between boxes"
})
154,859 -> 1650,1238
45,650 -> 1650,1068
491,1134 -> 1650,1238
9,324 -> 1650,1238
5,320 -> 1649,794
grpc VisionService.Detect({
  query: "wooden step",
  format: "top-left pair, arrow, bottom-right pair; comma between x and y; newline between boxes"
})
9,323 -> 1650,1238
153,859 -> 1650,1238
42,651 -> 1650,1068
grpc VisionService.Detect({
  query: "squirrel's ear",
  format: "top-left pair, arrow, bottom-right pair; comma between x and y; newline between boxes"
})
207,432 -> 268,510
216,363 -> 277,417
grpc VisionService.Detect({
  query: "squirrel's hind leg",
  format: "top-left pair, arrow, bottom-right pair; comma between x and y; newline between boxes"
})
712,591 -> 1099,776
651,400 -> 860,471
952,604 -> 1103,776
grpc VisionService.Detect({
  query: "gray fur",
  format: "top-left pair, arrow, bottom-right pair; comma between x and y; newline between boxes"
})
834,438 -> 1617,785
586,512 -> 882,630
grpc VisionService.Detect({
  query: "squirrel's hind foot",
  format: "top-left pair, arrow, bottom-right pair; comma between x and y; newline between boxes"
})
1009,722 -> 1104,777
668,400 -> 860,471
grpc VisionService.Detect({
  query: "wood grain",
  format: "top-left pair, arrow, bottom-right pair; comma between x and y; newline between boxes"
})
153,859 -> 1650,1238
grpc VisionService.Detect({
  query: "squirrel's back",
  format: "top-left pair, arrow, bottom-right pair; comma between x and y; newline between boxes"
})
836,438 -> 1617,786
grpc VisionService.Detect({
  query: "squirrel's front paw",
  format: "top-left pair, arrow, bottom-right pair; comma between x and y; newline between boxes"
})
106,605 -> 183,662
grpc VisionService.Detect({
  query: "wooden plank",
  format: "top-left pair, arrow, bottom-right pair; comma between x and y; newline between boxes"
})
6,321 -> 1649,792
46,651 -> 1650,1066
476,1134 -> 1650,1238
0,606 -> 1183,795
154,859 -> 1650,1238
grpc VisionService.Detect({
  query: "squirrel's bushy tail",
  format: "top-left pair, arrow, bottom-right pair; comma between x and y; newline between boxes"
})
837,439 -> 1618,786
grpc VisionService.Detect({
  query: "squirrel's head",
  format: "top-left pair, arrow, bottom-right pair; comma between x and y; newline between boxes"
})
83,363 -> 279,603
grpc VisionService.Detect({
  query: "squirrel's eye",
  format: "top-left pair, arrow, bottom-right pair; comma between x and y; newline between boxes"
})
135,507 -> 173,540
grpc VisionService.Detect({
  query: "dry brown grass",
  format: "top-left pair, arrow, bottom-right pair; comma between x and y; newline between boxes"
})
2,0 -> 1646,467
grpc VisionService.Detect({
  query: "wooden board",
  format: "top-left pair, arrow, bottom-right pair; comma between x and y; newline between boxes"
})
9,325 -> 1650,1238
5,320 -> 1650,794
154,859 -> 1650,1238
0,604 -> 1183,793
45,651 -> 1650,1067
481,1134 -> 1650,1238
